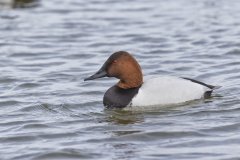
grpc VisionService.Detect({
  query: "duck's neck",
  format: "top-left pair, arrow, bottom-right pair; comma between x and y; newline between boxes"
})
117,71 -> 143,89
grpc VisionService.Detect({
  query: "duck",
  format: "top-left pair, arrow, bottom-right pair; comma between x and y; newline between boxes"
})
84,51 -> 220,108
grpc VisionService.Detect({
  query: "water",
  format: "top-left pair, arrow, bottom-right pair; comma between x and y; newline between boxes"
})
0,0 -> 240,159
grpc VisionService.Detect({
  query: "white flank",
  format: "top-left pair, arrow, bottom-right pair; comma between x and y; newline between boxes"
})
131,76 -> 210,107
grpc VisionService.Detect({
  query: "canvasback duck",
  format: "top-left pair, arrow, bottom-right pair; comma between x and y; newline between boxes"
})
84,51 -> 220,108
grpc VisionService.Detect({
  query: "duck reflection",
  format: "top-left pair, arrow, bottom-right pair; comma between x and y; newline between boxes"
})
0,0 -> 38,8
104,109 -> 144,125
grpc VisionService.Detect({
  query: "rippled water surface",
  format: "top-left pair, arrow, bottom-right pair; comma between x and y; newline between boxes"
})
1,0 -> 240,159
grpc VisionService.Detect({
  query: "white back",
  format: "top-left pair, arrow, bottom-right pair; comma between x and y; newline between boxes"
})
131,76 -> 210,106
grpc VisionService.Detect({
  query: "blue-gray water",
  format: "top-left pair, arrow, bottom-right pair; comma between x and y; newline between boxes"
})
1,0 -> 240,159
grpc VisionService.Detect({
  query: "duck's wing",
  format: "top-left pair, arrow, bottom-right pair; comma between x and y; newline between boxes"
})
131,76 -> 209,106
181,77 -> 221,90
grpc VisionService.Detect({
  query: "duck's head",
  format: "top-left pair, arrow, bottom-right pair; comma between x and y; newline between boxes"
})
84,51 -> 143,89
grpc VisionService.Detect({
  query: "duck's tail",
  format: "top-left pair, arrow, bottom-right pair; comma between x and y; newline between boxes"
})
210,85 -> 222,90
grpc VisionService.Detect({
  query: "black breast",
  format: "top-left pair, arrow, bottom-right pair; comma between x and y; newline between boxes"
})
103,85 -> 140,108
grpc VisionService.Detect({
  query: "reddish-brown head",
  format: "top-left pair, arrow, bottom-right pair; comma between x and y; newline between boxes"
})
84,51 -> 143,89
